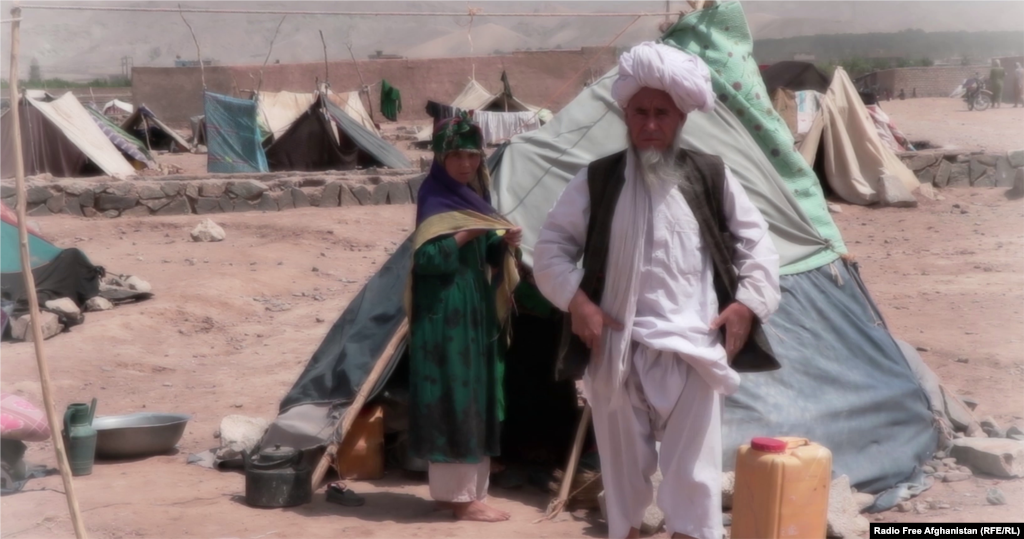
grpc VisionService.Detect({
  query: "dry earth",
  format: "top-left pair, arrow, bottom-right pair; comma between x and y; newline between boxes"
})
878,97 -> 1024,153
1,185 -> 1022,538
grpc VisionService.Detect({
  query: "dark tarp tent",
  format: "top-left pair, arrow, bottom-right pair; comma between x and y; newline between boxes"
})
264,94 -> 411,172
204,92 -> 269,174
0,203 -> 103,319
263,1 -> 940,509
87,106 -> 156,169
122,105 -> 193,153
761,61 -> 831,95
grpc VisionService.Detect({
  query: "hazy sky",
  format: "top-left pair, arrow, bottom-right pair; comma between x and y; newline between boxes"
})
2,1 -> 1022,79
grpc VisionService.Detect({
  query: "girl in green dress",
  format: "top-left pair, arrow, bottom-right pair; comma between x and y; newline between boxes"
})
408,112 -> 522,522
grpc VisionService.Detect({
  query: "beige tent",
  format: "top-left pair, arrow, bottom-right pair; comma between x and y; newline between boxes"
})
1,92 -> 135,179
256,91 -> 318,141
450,79 -> 552,122
798,67 -> 918,205
258,90 -> 379,140
325,91 -> 378,136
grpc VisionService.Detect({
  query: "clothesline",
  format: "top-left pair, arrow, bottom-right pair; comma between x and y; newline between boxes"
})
17,5 -> 680,17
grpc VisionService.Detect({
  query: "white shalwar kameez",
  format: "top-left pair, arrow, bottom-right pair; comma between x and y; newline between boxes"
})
533,155 -> 780,539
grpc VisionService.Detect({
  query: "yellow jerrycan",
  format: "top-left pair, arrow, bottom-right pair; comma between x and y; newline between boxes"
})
731,436 -> 832,539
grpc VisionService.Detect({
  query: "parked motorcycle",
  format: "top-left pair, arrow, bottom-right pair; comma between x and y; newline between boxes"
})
963,80 -> 992,111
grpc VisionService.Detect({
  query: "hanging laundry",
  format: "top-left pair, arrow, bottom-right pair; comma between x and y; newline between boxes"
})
472,110 -> 541,146
380,80 -> 402,122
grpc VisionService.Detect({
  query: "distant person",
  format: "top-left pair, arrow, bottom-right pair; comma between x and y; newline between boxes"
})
898,89 -> 906,100
1015,62 -> 1024,108
989,60 -> 1005,108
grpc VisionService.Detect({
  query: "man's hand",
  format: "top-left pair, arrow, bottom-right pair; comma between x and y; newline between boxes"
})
710,302 -> 756,363
568,290 -> 624,353
503,227 -> 523,248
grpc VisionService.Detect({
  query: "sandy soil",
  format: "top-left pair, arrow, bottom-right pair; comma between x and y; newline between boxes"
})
1,184 -> 1022,538
878,97 -> 1024,153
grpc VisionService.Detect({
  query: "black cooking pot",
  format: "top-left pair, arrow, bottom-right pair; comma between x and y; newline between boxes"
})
243,444 -> 313,508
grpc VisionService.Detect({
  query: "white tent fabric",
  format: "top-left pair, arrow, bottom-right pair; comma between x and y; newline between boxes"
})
797,68 -> 919,205
103,99 -> 134,116
257,91 -> 317,141
28,93 -> 135,178
450,79 -> 552,123
326,91 -> 379,136
491,68 -> 833,276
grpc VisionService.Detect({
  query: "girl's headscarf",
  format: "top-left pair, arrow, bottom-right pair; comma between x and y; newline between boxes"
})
415,111 -> 496,226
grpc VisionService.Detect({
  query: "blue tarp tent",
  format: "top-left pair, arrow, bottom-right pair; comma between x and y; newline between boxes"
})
204,92 -> 268,174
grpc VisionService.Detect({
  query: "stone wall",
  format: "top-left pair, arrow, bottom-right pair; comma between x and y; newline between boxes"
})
131,47 -> 618,125
898,149 -> 1024,188
0,170 -> 425,219
863,65 -> 988,98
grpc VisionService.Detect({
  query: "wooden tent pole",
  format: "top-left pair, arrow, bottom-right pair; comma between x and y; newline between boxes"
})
311,318 -> 409,490
538,403 -> 592,521
7,6 -> 89,539
344,41 -> 377,126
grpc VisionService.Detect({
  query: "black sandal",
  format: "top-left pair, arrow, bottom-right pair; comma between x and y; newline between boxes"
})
325,482 -> 365,507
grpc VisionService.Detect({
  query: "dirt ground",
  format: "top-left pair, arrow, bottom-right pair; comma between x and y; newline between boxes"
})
878,97 -> 1024,152
1,183 -> 1022,538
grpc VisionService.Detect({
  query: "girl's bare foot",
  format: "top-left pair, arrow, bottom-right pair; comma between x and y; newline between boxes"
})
451,500 -> 511,522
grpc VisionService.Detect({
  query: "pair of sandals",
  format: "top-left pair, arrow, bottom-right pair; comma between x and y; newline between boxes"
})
326,481 -> 365,507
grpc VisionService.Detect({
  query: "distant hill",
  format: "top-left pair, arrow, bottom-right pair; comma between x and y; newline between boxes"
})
2,1 -> 1022,81
753,29 -> 1024,65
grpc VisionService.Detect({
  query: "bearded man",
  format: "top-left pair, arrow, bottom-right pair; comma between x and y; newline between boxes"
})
532,42 -> 781,539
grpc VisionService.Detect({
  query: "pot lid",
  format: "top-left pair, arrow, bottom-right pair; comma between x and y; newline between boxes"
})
257,444 -> 299,461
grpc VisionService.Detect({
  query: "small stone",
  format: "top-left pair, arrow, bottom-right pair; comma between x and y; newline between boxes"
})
1007,426 -> 1024,438
190,218 -> 226,242
291,188 -> 310,208
956,357 -> 969,364
44,297 -> 82,321
916,346 -> 930,352
913,502 -> 928,514
350,185 -> 373,205
936,503 -> 950,510
951,438 -> 1024,478
1008,149 -> 1024,168
155,198 -> 191,216
895,501 -> 912,513
162,382 -> 173,387
852,492 -> 875,512
199,181 -> 227,198
233,403 -> 243,408
986,488 -> 1006,506
316,316 -> 325,323
922,465 -> 936,474
227,180 -> 267,200
85,296 -> 114,312
312,267 -> 320,273
943,472 -> 971,482
10,312 -> 63,341
941,457 -> 957,465
124,276 -> 152,293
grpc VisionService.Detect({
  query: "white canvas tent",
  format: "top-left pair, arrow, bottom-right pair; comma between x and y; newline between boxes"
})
103,99 -> 134,117
1,92 -> 135,179
797,68 -> 919,205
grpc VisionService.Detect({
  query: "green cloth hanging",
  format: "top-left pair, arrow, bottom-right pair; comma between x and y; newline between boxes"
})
380,79 -> 402,122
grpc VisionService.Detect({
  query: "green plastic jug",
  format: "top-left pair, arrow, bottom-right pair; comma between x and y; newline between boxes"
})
62,398 -> 97,476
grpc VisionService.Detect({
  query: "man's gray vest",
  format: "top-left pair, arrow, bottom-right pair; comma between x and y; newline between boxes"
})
554,149 -> 781,381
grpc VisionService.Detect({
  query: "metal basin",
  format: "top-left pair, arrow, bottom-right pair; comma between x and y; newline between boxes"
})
93,413 -> 190,460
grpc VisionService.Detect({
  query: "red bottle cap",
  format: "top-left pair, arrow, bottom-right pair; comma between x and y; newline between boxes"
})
751,437 -> 787,453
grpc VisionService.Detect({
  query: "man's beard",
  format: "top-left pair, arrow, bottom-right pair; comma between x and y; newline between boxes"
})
638,147 -> 685,191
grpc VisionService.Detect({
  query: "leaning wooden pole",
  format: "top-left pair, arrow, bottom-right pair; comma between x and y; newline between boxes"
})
7,7 -> 89,539
538,403 -> 592,522
311,318 -> 409,490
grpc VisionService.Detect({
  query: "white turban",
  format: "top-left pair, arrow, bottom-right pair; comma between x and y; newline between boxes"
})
611,41 -> 716,114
